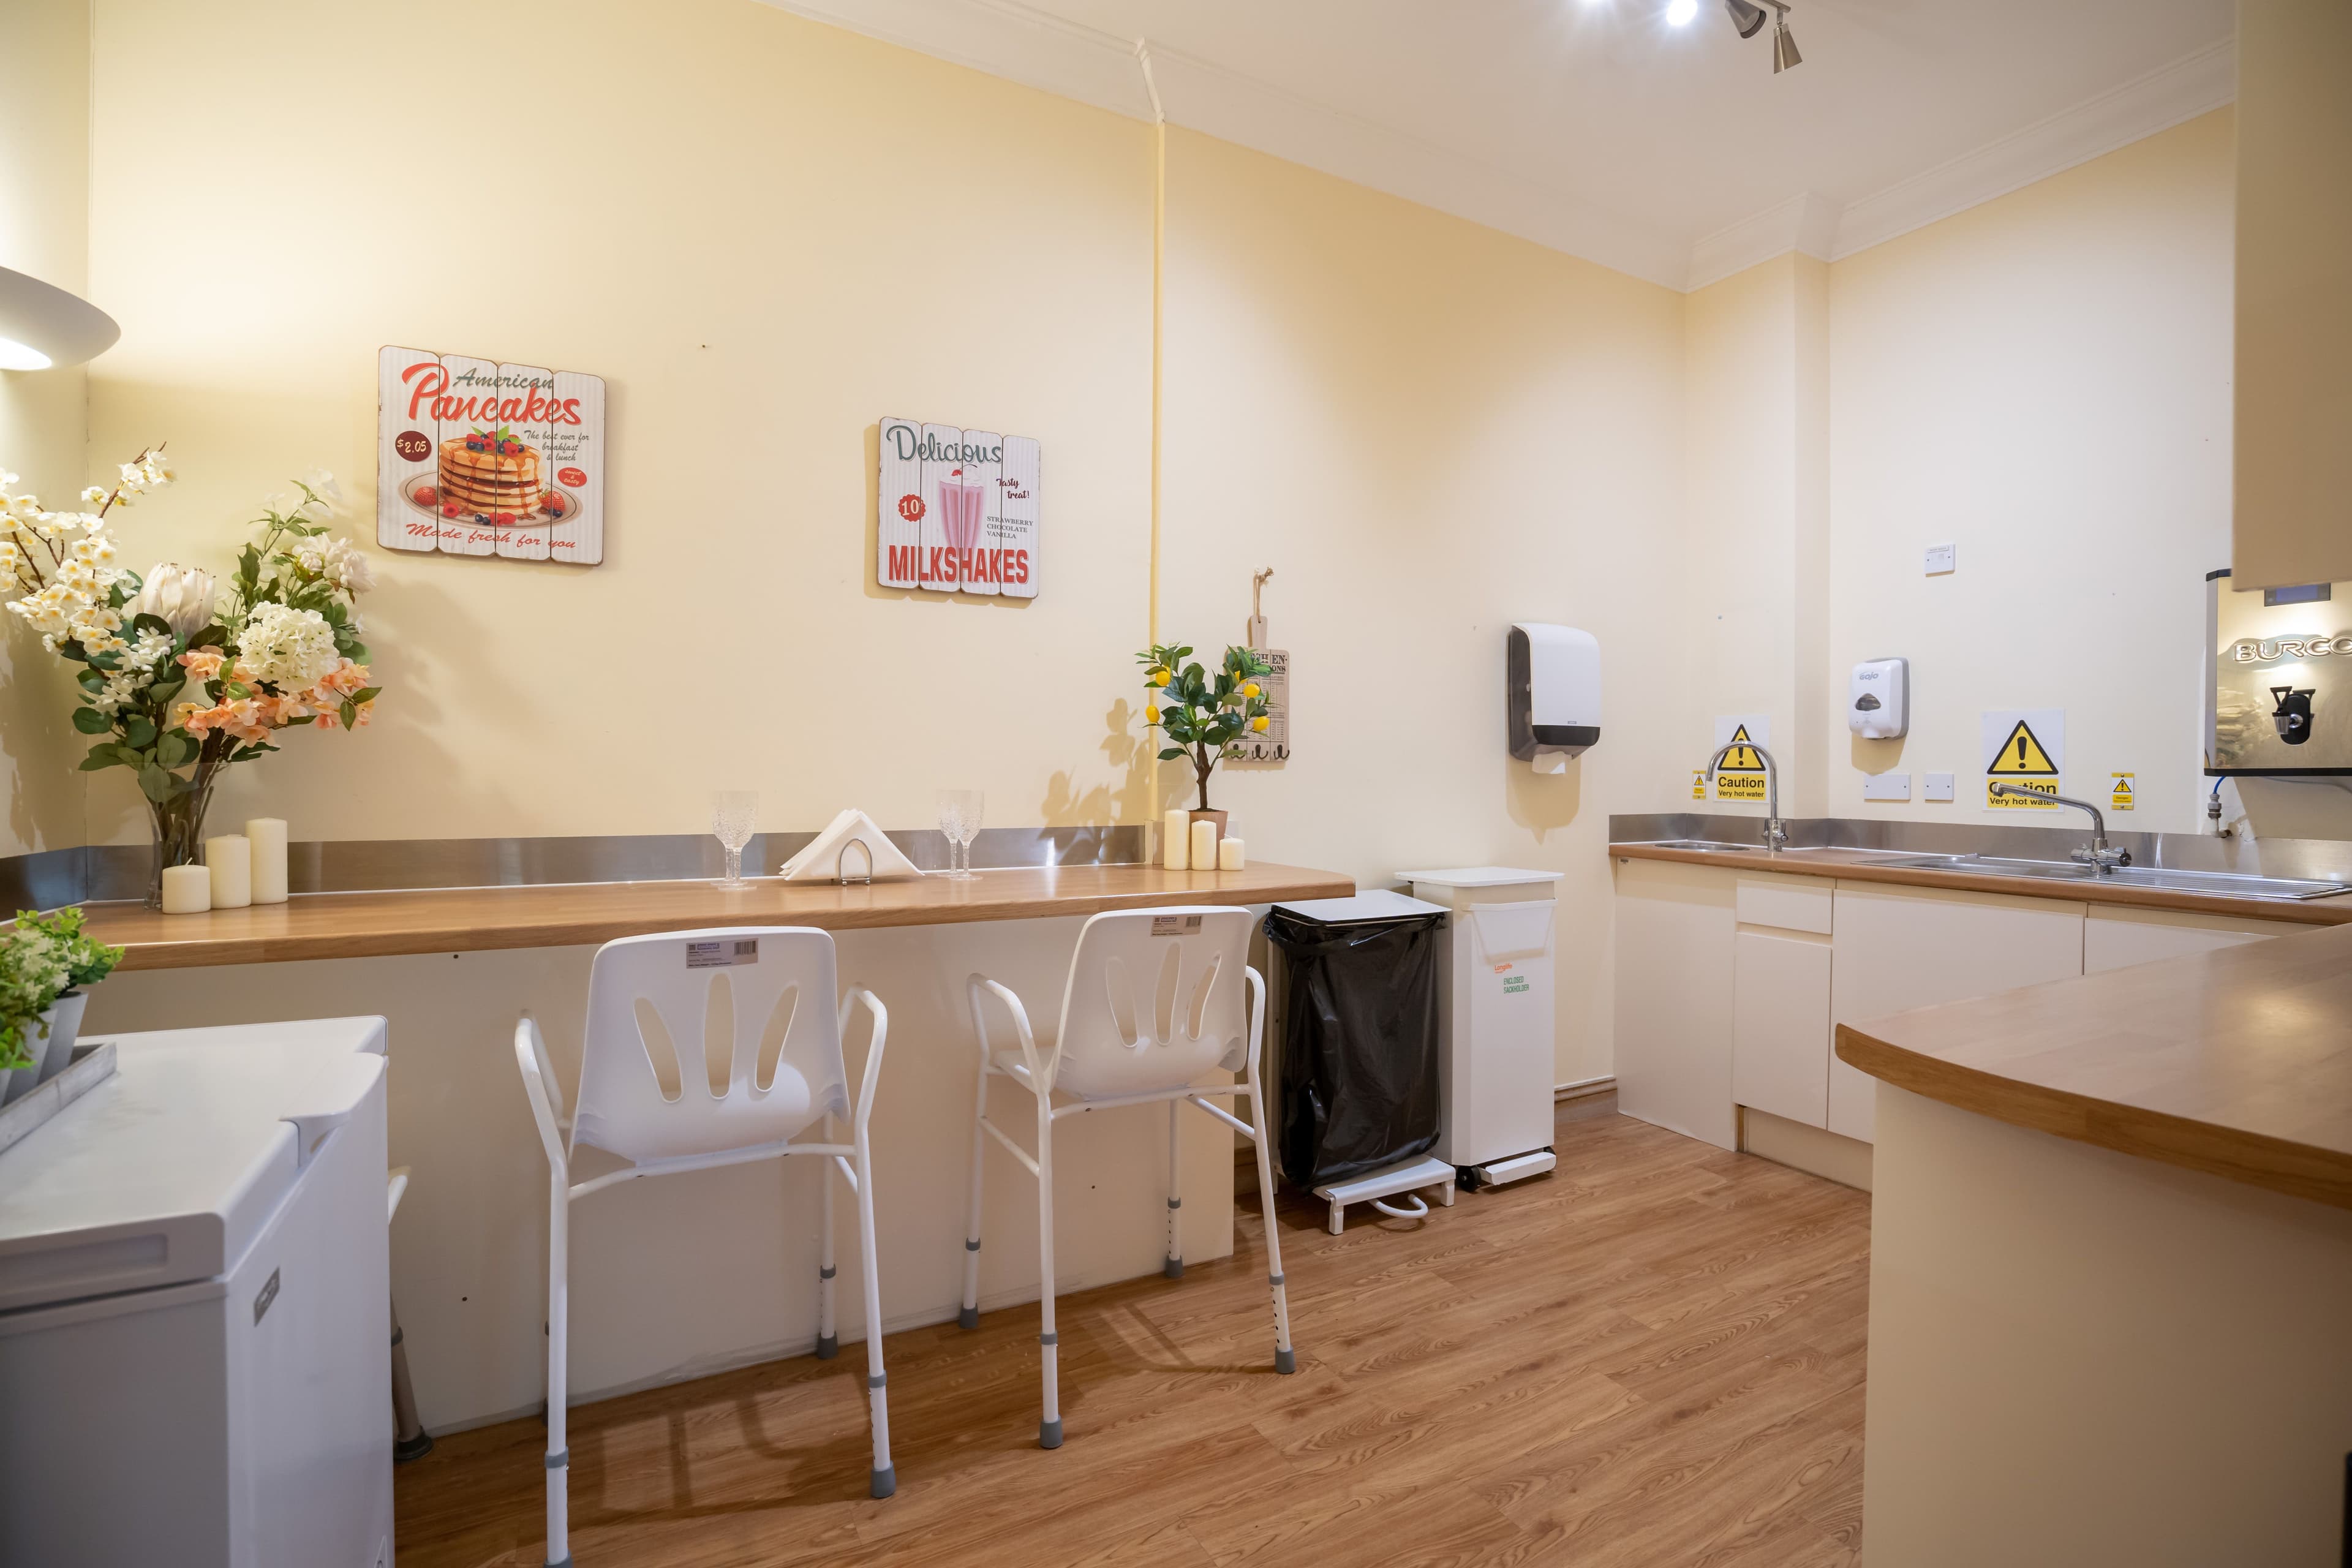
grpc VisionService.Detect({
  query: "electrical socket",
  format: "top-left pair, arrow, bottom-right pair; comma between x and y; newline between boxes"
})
1924,543 -> 1956,575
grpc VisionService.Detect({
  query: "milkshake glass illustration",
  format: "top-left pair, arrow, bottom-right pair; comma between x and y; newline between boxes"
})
938,475 -> 986,555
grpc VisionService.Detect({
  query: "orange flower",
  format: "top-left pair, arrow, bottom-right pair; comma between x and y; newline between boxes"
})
314,658 -> 371,698
178,649 -> 224,681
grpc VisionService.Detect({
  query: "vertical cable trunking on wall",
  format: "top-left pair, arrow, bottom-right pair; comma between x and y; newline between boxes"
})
1136,40 -> 1169,827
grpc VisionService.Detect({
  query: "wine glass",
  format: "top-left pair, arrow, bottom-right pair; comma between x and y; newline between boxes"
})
937,789 -> 984,880
711,790 -> 757,888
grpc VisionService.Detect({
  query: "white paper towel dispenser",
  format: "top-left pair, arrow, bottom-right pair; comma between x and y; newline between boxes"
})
1507,624 -> 1599,774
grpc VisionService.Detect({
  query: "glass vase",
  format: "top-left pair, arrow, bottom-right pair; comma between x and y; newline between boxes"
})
146,774 -> 220,910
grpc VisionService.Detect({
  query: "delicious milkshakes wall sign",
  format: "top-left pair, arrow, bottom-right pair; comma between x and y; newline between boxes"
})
376,347 -> 606,565
876,418 -> 1040,598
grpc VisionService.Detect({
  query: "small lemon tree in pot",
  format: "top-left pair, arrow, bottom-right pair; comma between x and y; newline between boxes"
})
1139,642 -> 1272,815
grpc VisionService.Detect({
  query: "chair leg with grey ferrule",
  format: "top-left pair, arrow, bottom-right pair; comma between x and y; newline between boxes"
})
391,1295 -> 434,1462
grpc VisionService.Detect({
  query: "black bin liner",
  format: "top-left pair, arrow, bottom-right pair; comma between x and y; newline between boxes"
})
1264,903 -> 1445,1189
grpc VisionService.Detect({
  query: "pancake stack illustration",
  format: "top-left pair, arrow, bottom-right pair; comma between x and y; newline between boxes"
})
436,427 -> 545,519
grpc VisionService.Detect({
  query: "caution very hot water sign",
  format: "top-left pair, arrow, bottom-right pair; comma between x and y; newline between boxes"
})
1711,715 -> 1771,802
1981,709 -> 2064,809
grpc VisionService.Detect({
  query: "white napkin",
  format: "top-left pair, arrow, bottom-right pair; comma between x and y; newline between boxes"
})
777,809 -> 924,882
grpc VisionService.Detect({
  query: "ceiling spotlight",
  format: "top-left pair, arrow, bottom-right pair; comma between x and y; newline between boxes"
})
1771,8 -> 1801,70
1666,0 -> 1698,25
1724,0 -> 1801,71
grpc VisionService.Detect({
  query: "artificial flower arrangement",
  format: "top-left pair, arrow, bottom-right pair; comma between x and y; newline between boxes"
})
0,450 -> 383,905
1137,641 -> 1273,812
0,908 -> 124,1075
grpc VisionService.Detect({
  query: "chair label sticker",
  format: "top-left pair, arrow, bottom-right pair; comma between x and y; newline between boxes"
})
1151,914 -> 1204,937
1982,709 -> 2064,809
686,938 -> 760,968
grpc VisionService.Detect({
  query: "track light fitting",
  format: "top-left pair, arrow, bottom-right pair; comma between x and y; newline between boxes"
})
1722,0 -> 1800,71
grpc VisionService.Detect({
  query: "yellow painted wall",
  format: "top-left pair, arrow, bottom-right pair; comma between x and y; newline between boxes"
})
32,2 -> 2250,1087
1825,111 -> 2237,833
1157,128 -> 1685,1086
0,0 -> 91,857
82,0 -> 1156,848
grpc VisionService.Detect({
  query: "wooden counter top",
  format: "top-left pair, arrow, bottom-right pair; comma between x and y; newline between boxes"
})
1836,923 -> 2352,1211
84,861 -> 1355,972
1611,840 -> 2352,925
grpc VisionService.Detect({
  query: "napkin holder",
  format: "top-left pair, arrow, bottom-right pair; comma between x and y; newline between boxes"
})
778,809 -> 922,883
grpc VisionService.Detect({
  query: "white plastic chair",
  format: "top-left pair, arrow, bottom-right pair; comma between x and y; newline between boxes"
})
514,927 -> 894,1568
957,906 -> 1295,1449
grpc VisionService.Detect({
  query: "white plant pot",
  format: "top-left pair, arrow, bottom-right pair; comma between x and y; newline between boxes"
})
38,992 -> 89,1085
2,996 -> 81,1106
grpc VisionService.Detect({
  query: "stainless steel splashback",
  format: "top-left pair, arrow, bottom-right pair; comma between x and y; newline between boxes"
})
0,824 -> 1150,912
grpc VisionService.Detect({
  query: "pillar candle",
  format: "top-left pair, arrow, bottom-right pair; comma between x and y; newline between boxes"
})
1189,819 -> 1217,870
206,834 -> 252,910
1218,835 -> 1246,871
160,864 -> 211,915
1163,807 -> 1191,870
246,817 -> 288,905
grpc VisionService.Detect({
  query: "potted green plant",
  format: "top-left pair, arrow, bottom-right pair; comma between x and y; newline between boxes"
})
0,908 -> 124,1105
1138,641 -> 1272,840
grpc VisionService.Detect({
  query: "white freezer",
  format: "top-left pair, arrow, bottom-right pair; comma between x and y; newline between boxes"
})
0,1016 -> 394,1568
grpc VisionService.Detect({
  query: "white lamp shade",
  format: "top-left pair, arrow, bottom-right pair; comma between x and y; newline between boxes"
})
0,266 -> 119,371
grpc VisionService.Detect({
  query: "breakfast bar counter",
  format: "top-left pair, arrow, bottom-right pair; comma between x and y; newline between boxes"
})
1835,923 -> 2352,1565
81,861 -> 1354,971
73,856 -> 1355,1441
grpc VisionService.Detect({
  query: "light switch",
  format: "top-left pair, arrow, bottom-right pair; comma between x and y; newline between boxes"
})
1924,543 -> 1956,575
1924,772 -> 1956,802
1862,771 -> 1910,801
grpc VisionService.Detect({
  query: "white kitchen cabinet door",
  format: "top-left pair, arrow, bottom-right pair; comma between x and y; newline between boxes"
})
2082,907 -> 2300,974
1827,884 -> 2087,1143
1613,858 -> 1737,1150
1732,929 -> 1833,1128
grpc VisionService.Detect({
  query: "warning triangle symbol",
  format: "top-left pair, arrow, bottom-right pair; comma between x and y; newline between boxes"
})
1988,720 -> 2059,775
1719,724 -> 1765,771
2112,775 -> 2133,797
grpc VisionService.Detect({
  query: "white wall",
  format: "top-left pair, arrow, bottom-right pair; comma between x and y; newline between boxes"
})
1823,111 -> 2236,834
1156,127 -> 1687,1087
0,0 -> 91,857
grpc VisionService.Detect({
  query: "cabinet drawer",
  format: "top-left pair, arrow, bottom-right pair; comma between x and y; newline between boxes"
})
1736,874 -> 1834,935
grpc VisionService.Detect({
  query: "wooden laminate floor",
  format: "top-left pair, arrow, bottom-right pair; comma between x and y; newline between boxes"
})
396,1112 -> 1871,1567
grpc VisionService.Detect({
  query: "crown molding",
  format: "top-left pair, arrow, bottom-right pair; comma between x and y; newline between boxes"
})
757,2 -> 2233,293
1826,39 -> 2236,262
1686,192 -> 1842,291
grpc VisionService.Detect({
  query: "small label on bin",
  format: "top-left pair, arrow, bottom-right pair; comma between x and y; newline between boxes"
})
1151,915 -> 1204,937
1502,974 -> 1529,994
687,939 -> 760,968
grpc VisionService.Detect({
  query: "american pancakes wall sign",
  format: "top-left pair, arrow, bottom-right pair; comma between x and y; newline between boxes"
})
877,418 -> 1039,598
377,347 -> 606,565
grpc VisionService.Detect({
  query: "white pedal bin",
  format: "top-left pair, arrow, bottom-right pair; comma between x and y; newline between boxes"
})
1396,866 -> 1564,1187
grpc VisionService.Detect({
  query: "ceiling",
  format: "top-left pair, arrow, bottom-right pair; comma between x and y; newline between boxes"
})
760,0 -> 2235,291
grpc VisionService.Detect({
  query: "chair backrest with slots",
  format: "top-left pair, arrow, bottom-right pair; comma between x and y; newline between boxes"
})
1050,907 -> 1253,1098
571,927 -> 848,1164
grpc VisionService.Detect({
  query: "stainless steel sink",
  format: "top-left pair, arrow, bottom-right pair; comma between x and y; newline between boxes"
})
1930,854 -> 2351,901
1626,840 -> 1961,864
1621,842 -> 2351,900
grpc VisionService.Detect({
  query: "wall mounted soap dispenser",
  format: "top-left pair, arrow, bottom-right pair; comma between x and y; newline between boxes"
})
1507,624 -> 1599,774
1849,658 -> 1909,739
